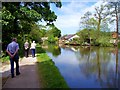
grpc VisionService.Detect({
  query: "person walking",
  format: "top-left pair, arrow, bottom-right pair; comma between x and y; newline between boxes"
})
6,38 -> 20,78
24,40 -> 29,58
30,41 -> 36,57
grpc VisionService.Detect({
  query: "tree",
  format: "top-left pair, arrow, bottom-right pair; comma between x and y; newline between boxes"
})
80,11 -> 92,29
94,4 -> 109,36
46,24 -> 61,38
105,0 -> 120,45
80,11 -> 92,45
1,1 -> 62,51
48,35 -> 56,43
29,24 -> 42,43
77,29 -> 90,45
88,18 -> 98,30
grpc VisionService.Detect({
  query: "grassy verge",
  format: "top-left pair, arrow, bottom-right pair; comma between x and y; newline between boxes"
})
37,53 -> 69,88
0,56 -> 9,63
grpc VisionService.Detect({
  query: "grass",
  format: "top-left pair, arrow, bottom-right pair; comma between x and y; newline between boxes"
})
0,56 -> 9,63
37,53 -> 69,88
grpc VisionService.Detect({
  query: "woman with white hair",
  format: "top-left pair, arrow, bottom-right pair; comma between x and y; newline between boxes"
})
24,40 -> 29,58
30,41 -> 36,57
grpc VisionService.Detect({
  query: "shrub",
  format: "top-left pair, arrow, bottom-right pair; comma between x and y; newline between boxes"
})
96,36 -> 112,47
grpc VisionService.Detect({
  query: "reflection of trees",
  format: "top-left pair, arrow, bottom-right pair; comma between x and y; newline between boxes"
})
102,51 -> 118,88
76,47 -> 97,78
102,47 -> 119,88
118,47 -> 120,88
108,47 -> 119,88
115,47 -> 119,88
96,47 -> 101,81
60,45 -> 80,52
79,47 -> 91,57
52,46 -> 61,57
75,46 -> 119,88
43,44 -> 61,57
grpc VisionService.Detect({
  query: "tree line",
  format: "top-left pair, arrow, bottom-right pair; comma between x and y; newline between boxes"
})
1,1 -> 62,52
77,0 -> 120,46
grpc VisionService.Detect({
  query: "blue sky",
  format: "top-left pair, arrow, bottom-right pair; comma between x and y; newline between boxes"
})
40,0 -> 112,36
50,0 -> 106,35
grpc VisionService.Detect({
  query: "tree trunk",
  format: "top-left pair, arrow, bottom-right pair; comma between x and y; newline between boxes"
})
115,6 -> 118,46
97,15 -> 101,37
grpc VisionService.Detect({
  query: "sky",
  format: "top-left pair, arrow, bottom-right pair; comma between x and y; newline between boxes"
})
49,0 -> 107,35
39,0 -> 115,36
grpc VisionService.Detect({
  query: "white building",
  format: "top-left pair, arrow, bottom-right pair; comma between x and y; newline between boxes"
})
68,34 -> 79,41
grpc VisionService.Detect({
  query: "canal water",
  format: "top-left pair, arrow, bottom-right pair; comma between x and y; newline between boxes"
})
43,44 -> 120,88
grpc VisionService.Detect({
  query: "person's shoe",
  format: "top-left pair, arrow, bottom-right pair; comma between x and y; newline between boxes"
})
16,72 -> 20,76
11,74 -> 14,78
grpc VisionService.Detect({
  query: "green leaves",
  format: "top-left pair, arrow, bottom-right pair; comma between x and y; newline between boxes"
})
2,2 -> 62,51
46,25 -> 61,38
1,6 -> 15,25
20,7 -> 42,21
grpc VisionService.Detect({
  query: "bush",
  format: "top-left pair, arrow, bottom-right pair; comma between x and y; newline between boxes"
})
36,46 -> 46,53
47,35 -> 56,43
96,36 -> 112,47
118,42 -> 120,48
0,56 -> 9,63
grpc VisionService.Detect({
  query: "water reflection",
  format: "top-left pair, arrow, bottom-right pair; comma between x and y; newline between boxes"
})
42,44 -> 61,57
76,47 -> 119,88
42,44 -> 120,88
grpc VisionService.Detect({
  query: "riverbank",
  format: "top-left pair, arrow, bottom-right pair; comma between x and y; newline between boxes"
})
1,52 -> 69,88
37,53 -> 69,88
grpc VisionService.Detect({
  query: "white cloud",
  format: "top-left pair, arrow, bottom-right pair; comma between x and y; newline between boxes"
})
61,0 -> 100,2
39,0 -> 115,35
51,0 -> 107,35
54,2 -> 89,35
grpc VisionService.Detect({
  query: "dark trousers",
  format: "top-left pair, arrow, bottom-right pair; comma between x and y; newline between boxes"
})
25,48 -> 29,57
31,49 -> 35,57
10,54 -> 20,75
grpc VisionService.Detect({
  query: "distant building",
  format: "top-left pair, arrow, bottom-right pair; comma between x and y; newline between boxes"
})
68,34 -> 79,41
110,32 -> 120,44
112,32 -> 118,39
112,32 -> 120,38
59,34 -> 79,44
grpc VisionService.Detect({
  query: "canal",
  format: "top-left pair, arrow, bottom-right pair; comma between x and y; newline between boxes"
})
42,44 -> 120,88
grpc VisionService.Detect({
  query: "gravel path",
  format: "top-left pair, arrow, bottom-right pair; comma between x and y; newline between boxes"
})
2,57 -> 40,88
